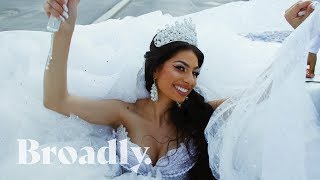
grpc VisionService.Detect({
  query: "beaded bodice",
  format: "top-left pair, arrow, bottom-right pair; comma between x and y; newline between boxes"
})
112,125 -> 197,179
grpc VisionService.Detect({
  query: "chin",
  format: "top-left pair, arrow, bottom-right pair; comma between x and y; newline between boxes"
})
172,95 -> 189,103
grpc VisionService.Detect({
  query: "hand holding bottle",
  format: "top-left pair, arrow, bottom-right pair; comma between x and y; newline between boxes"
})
44,0 -> 80,33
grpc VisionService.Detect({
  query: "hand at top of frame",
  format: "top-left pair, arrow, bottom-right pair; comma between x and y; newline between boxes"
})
285,0 -> 315,29
43,0 -> 80,33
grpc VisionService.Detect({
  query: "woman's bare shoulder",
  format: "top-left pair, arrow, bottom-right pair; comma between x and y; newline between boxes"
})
120,99 -> 149,126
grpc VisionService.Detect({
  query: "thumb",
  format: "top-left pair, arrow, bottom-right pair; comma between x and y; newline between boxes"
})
63,0 -> 80,22
300,3 -> 315,22
60,0 -> 80,28
67,0 -> 80,10
304,3 -> 315,17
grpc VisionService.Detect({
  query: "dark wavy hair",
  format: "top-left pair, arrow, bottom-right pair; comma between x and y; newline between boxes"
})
144,37 -> 215,179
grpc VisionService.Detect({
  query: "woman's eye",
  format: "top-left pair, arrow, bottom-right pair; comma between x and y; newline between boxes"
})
193,72 -> 200,77
175,66 -> 185,72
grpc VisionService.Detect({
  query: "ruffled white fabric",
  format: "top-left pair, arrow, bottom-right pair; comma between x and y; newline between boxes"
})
205,5 -> 320,180
309,34 -> 320,54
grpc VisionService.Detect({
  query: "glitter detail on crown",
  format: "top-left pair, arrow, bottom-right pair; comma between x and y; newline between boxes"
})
154,18 -> 198,47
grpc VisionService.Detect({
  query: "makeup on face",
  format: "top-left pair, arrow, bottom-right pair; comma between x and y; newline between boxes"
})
173,60 -> 200,77
156,50 -> 200,102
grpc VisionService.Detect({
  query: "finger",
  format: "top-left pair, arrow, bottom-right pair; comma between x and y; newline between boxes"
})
43,3 -> 51,18
47,0 -> 64,16
52,0 -> 66,7
305,3 -> 315,17
46,1 -> 65,21
67,0 -> 80,11
300,3 -> 315,22
295,0 -> 313,12
286,0 -> 312,15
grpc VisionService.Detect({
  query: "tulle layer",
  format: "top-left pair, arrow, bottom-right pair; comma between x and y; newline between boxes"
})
205,5 -> 320,180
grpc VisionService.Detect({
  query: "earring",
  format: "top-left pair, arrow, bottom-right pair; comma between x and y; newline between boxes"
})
150,79 -> 158,102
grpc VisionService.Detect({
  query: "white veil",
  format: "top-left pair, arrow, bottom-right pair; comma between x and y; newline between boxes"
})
205,5 -> 320,180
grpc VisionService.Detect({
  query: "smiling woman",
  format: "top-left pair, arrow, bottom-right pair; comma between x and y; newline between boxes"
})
42,0 -> 220,178
157,52 -> 200,99
145,41 -> 203,103
141,34 -> 215,177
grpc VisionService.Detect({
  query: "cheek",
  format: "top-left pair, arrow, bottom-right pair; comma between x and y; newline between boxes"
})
157,68 -> 178,89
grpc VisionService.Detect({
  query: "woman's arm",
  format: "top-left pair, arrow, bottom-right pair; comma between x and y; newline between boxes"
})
43,0 -> 126,127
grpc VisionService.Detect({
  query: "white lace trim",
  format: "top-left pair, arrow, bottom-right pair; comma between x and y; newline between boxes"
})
112,125 -> 196,179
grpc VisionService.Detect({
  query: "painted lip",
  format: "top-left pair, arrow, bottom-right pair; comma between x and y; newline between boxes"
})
173,84 -> 190,96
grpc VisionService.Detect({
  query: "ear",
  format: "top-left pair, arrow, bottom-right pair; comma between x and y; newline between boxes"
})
153,69 -> 158,80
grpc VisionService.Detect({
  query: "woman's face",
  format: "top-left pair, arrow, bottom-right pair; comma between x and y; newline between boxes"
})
155,49 -> 200,103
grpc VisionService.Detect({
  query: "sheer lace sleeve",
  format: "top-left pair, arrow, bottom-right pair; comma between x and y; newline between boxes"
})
205,6 -> 320,180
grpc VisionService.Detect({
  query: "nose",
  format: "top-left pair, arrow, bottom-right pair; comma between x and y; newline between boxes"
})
184,72 -> 196,86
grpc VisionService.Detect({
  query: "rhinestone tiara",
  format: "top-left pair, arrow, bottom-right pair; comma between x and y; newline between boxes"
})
154,18 -> 198,47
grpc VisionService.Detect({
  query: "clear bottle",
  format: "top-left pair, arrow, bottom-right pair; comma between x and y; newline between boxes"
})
46,0 -> 68,32
47,15 -> 61,32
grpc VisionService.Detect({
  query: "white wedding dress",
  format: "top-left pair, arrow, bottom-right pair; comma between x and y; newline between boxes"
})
0,0 -> 319,179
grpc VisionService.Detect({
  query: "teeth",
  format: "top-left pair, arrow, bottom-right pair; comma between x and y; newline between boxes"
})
175,86 -> 188,93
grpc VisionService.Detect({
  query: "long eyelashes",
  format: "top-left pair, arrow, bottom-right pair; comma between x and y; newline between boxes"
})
174,65 -> 200,77
193,72 -> 200,77
174,65 -> 186,72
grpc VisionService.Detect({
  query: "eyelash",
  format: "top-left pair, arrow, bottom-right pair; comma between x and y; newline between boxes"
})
174,65 -> 200,77
175,65 -> 186,72
193,72 -> 200,77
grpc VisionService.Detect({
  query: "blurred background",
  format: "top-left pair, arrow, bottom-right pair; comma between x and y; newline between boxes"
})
0,0 -> 245,32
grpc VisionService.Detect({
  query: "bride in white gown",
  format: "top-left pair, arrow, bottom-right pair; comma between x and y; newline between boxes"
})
0,0 -> 319,179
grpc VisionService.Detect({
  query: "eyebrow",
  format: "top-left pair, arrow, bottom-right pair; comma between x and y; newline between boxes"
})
174,60 -> 199,70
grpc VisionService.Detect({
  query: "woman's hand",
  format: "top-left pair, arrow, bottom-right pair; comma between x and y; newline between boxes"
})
43,0 -> 80,33
284,0 -> 314,29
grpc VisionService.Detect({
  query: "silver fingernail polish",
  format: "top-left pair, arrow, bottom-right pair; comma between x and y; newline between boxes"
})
59,15 -> 66,22
63,4 -> 68,12
62,11 -> 69,19
298,11 -> 306,17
